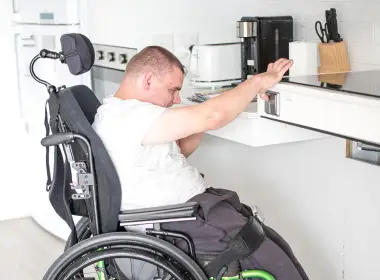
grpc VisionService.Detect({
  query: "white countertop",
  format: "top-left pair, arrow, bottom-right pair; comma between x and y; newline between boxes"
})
177,83 -> 326,147
179,85 -> 259,119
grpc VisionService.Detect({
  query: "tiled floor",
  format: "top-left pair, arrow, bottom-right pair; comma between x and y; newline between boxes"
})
0,217 -> 65,279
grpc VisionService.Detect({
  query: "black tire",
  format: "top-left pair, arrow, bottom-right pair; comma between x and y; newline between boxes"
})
64,217 -> 129,278
64,217 -> 91,251
64,217 -> 132,279
43,232 -> 207,280
58,248 -> 184,280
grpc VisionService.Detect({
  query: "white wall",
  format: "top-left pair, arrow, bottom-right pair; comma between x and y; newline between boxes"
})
87,1 -> 380,279
88,0 -> 380,71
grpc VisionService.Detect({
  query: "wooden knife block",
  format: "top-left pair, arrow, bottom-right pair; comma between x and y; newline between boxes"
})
318,72 -> 347,86
318,41 -> 350,74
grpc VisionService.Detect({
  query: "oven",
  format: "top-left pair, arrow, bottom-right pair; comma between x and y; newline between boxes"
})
91,44 -> 137,102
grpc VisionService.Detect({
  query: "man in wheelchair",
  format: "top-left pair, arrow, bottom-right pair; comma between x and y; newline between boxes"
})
35,34 -> 308,280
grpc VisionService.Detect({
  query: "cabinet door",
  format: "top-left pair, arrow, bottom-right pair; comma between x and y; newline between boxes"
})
12,0 -> 80,24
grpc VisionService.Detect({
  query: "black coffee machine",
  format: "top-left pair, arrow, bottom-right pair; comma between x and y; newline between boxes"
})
236,16 -> 293,80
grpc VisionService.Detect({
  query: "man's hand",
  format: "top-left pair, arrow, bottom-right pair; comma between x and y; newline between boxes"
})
255,58 -> 294,101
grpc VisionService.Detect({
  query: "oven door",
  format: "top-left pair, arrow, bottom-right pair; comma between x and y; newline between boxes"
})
91,65 -> 125,102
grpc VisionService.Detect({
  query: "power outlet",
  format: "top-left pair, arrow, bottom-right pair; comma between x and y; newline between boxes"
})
173,32 -> 199,68
151,33 -> 173,52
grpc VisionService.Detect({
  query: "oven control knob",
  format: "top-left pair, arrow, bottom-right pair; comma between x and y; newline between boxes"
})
97,50 -> 104,60
119,53 -> 128,64
107,52 -> 115,62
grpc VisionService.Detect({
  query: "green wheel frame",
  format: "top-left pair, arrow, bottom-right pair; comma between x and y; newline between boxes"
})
241,269 -> 276,280
216,269 -> 276,280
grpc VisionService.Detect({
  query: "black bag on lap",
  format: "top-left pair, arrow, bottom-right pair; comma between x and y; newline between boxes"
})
161,187 -> 309,280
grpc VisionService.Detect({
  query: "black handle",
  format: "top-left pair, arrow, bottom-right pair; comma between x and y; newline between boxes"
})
41,132 -> 74,147
325,8 -> 342,42
39,49 -> 61,59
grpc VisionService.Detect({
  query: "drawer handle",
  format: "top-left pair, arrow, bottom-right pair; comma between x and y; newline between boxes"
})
357,142 -> 380,152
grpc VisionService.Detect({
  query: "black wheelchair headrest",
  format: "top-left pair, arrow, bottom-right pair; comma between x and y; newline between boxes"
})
29,33 -> 95,93
60,33 -> 95,76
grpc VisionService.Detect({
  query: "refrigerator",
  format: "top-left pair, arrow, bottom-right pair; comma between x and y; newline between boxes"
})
12,0 -> 89,240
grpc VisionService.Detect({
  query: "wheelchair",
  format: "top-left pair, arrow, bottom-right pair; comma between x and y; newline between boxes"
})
29,33 -> 276,280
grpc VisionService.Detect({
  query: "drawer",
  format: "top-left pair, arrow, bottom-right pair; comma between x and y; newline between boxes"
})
257,82 -> 380,146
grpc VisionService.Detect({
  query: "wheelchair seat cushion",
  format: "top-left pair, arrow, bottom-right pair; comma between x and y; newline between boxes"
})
60,33 -> 95,75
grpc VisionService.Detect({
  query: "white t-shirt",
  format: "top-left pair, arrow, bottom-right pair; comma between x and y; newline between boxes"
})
92,97 -> 208,210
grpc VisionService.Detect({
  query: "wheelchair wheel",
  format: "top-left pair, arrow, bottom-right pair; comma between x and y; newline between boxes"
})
64,217 -> 91,251
64,218 -> 148,279
64,218 -> 152,279
44,232 -> 208,280
56,248 -> 186,280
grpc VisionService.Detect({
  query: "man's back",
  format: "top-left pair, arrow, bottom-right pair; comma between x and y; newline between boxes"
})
92,97 -> 207,210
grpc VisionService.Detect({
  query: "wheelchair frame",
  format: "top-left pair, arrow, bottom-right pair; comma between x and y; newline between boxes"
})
31,50 -> 101,236
31,48 -> 211,280
29,41 -> 276,280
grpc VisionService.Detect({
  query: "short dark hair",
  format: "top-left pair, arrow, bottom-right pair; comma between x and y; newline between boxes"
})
125,46 -> 184,80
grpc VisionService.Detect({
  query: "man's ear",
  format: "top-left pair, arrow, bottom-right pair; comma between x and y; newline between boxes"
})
142,72 -> 154,90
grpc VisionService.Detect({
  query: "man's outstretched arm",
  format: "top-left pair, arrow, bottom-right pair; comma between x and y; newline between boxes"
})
142,58 -> 293,146
177,132 -> 204,158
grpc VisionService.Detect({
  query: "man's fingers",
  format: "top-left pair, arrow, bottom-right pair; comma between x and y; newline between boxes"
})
275,59 -> 292,72
271,58 -> 293,74
279,60 -> 294,76
272,58 -> 287,70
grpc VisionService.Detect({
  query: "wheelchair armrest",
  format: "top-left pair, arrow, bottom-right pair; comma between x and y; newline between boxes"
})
41,132 -> 74,146
118,202 -> 198,225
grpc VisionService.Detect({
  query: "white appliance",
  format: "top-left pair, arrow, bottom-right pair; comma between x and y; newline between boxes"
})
189,42 -> 242,88
12,0 -> 81,24
91,43 -> 137,102
11,0 -> 90,240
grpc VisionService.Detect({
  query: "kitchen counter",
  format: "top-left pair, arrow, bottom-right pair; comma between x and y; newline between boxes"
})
178,84 -> 326,147
179,86 -> 259,119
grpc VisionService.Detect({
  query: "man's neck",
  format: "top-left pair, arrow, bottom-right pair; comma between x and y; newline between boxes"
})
115,86 -> 136,100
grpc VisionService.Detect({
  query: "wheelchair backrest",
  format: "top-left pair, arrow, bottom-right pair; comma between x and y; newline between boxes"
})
31,33 -> 122,239
47,84 -> 122,236
64,84 -> 121,222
